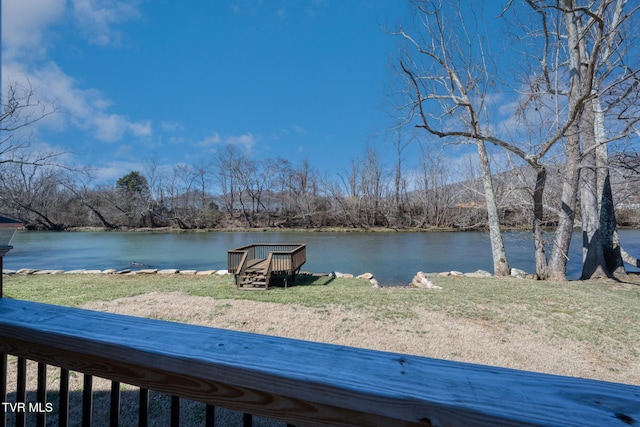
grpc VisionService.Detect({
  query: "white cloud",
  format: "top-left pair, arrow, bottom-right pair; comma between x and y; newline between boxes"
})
196,133 -> 223,147
271,125 -> 306,141
2,0 -> 149,146
129,120 -> 152,137
2,61 -> 153,143
160,121 -> 184,132
1,0 -> 66,60
226,132 -> 256,150
168,136 -> 188,145
71,0 -> 142,46
2,0 -> 142,60
93,114 -> 152,142
93,114 -> 128,142
194,132 -> 256,151
92,160 -> 146,183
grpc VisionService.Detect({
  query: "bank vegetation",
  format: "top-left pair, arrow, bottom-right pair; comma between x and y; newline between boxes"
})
0,152 -> 639,233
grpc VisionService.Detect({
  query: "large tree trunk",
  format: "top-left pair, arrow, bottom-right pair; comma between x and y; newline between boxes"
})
532,165 -> 548,279
548,131 -> 581,281
600,174 -> 626,276
595,99 -> 626,278
580,101 -> 609,279
548,0 -> 584,281
477,140 -> 510,276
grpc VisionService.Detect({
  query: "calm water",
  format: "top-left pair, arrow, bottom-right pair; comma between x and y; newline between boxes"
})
4,230 -> 640,284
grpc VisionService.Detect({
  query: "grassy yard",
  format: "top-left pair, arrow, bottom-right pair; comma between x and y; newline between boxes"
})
4,272 -> 640,356
3,272 -> 639,426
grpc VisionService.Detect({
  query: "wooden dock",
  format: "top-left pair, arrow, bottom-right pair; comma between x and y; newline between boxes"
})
228,243 -> 306,290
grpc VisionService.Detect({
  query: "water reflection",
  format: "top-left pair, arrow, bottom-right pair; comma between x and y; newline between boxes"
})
5,230 -> 640,284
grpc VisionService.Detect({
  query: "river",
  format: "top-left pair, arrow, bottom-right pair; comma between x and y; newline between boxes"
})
4,230 -> 640,284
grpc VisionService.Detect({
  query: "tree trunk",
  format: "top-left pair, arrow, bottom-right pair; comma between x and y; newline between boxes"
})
594,99 -> 626,278
600,174 -> 626,276
532,166 -> 548,279
477,140 -> 510,276
82,199 -> 115,229
18,203 -> 65,231
580,101 -> 609,279
548,133 -> 581,282
548,0 -> 583,281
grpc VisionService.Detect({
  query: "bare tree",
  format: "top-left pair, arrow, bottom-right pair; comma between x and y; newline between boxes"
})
358,147 -> 389,228
214,144 -> 243,226
0,80 -> 82,231
393,0 -> 640,280
393,0 -> 511,276
62,171 -> 117,229
270,157 -> 295,226
583,0 -> 640,279
0,162 -> 68,230
1,81 -> 56,161
387,126 -> 413,226
288,160 -> 320,228
530,0 -> 640,280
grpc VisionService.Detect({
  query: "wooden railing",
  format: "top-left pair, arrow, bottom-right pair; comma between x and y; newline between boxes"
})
1,298 -> 639,427
228,244 -> 306,288
228,244 -> 306,273
268,245 -> 306,276
263,252 -> 275,288
233,251 -> 250,288
228,247 -> 252,274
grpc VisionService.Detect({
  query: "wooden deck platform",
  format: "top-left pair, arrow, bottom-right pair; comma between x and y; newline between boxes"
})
228,244 -> 306,290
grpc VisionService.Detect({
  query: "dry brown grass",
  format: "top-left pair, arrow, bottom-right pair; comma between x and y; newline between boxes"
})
4,273 -> 639,425
82,291 -> 640,385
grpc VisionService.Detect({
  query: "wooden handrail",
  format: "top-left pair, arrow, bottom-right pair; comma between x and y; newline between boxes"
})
234,251 -> 249,287
263,252 -> 274,288
227,250 -> 246,274
2,299 -> 637,427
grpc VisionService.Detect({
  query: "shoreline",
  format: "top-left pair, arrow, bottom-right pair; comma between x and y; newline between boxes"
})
1,266 -> 538,289
46,226 -> 474,233
26,225 -> 640,233
7,266 -> 639,286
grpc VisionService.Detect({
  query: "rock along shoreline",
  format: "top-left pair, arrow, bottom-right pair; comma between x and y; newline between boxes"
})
2,267 -> 535,288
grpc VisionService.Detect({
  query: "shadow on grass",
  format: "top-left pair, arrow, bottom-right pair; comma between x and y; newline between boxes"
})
613,272 -> 640,286
267,274 -> 335,289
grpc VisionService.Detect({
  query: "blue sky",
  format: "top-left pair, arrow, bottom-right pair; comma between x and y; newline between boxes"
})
2,0 -> 412,184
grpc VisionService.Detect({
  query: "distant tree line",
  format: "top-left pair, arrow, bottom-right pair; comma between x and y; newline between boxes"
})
1,143 -> 638,233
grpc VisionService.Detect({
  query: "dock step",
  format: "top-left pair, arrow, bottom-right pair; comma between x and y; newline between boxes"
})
239,270 -> 268,289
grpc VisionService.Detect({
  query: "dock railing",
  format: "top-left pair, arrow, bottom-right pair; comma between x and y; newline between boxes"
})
1,298 -> 638,427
